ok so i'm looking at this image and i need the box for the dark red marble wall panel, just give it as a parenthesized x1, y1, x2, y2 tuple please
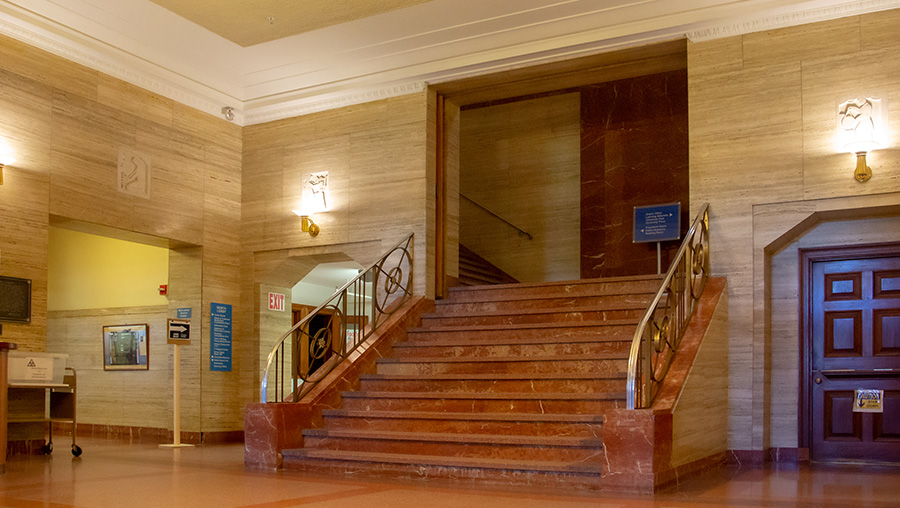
(581, 70, 689, 278)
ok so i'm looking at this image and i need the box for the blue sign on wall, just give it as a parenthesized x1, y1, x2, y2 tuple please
(177, 307, 192, 319)
(634, 202, 681, 243)
(210, 302, 232, 372)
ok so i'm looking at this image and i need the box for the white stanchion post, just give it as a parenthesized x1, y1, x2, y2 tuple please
(160, 344, 194, 448)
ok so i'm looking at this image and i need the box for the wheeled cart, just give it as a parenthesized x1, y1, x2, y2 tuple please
(7, 367, 82, 457)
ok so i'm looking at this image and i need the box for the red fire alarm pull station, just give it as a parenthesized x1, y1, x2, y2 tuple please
(159, 284, 168, 296)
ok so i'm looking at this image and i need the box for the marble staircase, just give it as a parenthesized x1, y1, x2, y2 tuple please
(281, 275, 663, 489)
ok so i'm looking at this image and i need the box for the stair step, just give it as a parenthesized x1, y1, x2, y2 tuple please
(376, 354, 627, 376)
(321, 409, 605, 436)
(393, 338, 630, 358)
(448, 275, 663, 302)
(434, 293, 655, 314)
(339, 390, 624, 413)
(407, 320, 637, 342)
(420, 305, 645, 326)
(359, 373, 625, 393)
(282, 449, 607, 489)
(300, 429, 605, 462)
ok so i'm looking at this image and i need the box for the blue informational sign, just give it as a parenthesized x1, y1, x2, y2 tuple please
(210, 303, 232, 372)
(177, 307, 192, 319)
(634, 202, 681, 243)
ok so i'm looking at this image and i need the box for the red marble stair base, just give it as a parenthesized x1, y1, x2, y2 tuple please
(269, 276, 727, 493)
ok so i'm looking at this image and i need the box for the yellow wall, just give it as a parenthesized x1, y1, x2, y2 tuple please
(47, 227, 169, 311)
(688, 10, 900, 451)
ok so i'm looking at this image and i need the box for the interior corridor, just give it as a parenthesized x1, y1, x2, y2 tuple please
(0, 439, 897, 507)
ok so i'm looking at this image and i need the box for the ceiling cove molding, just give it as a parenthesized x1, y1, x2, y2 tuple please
(686, 0, 900, 41)
(0, 9, 241, 123)
(244, 82, 428, 125)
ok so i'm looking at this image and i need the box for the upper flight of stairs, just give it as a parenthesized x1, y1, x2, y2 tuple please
(458, 245, 518, 286)
(282, 275, 662, 490)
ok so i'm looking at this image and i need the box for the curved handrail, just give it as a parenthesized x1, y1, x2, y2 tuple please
(626, 204, 710, 409)
(260, 233, 414, 403)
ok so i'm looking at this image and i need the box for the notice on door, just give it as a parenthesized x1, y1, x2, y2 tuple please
(853, 389, 883, 412)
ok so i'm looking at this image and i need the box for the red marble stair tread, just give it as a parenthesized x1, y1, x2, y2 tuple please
(340, 391, 625, 400)
(395, 336, 631, 348)
(407, 319, 639, 333)
(377, 353, 628, 364)
(302, 428, 604, 447)
(320, 409, 606, 423)
(359, 373, 626, 381)
(283, 449, 607, 475)
(422, 302, 649, 320)
(447, 274, 663, 292)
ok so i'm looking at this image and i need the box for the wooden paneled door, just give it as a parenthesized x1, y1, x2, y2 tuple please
(803, 244, 900, 464)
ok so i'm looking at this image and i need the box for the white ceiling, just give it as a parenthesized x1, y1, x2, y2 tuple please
(0, 0, 897, 125)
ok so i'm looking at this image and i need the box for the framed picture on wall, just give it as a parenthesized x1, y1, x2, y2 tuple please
(102, 324, 149, 370)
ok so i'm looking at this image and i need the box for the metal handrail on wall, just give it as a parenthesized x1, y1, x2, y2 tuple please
(626, 204, 710, 409)
(460, 193, 533, 240)
(260, 233, 414, 403)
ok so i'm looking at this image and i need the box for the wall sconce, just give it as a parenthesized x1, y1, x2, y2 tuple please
(292, 210, 320, 236)
(0, 154, 15, 185)
(291, 171, 329, 237)
(837, 96, 888, 183)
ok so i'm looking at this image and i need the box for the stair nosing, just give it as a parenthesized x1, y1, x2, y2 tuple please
(340, 391, 625, 400)
(283, 449, 607, 475)
(377, 353, 627, 364)
(394, 336, 631, 348)
(321, 409, 606, 423)
(408, 319, 638, 333)
(359, 373, 626, 381)
(301, 428, 604, 447)
(422, 304, 649, 320)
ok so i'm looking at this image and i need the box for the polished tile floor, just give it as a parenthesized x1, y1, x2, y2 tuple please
(0, 439, 898, 507)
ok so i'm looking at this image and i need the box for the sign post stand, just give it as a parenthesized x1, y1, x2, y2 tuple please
(633, 202, 682, 275)
(161, 317, 193, 449)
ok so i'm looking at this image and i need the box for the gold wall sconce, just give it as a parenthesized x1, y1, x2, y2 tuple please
(837, 96, 888, 183)
(0, 155, 15, 185)
(292, 210, 320, 236)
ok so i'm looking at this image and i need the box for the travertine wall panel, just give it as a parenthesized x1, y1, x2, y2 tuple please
(689, 8, 900, 452)
(0, 33, 243, 434)
(46, 306, 171, 428)
(459, 93, 580, 282)
(242, 92, 432, 400)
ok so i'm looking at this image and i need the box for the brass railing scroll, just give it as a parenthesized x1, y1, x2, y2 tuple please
(260, 233, 414, 403)
(626, 204, 710, 409)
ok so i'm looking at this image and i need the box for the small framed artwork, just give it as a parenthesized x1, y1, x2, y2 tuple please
(103, 324, 149, 370)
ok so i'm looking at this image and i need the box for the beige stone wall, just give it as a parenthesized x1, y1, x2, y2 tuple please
(0, 34, 243, 433)
(241, 91, 434, 397)
(689, 10, 900, 451)
(459, 93, 581, 282)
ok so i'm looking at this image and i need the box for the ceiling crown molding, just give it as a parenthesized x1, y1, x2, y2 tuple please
(686, 0, 900, 41)
(0, 5, 239, 122)
(244, 82, 427, 125)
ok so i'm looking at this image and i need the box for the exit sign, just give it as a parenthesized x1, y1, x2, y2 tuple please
(268, 292, 285, 312)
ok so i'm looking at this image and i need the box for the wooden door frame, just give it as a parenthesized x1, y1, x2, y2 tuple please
(798, 241, 900, 449)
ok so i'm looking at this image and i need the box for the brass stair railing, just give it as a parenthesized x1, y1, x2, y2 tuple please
(260, 233, 414, 403)
(626, 204, 710, 409)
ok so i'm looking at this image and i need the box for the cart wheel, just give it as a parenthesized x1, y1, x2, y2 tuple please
(72, 445, 82, 457)
(42, 442, 53, 455)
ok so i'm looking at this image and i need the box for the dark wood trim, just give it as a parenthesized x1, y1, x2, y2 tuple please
(798, 242, 900, 448)
(435, 93, 446, 299)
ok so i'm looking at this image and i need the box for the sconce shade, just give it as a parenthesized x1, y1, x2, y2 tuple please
(838, 97, 886, 153)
